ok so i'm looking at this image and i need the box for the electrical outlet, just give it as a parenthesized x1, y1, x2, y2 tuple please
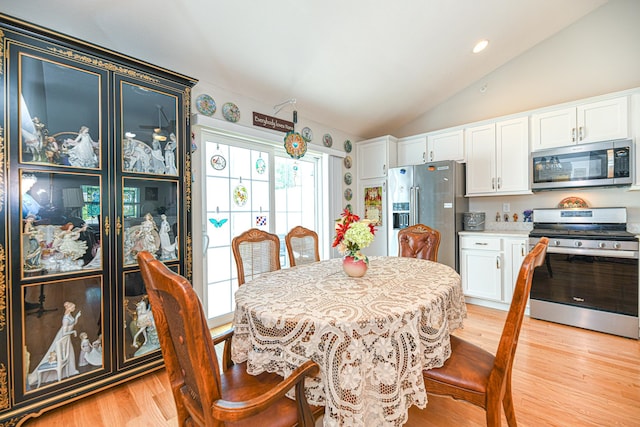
(502, 203, 510, 213)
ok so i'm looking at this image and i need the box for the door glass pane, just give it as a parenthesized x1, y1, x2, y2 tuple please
(21, 171, 102, 278)
(19, 53, 102, 169)
(121, 178, 179, 266)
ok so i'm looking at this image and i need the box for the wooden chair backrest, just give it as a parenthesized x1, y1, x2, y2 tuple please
(490, 237, 548, 395)
(397, 224, 441, 261)
(232, 228, 281, 285)
(137, 251, 222, 426)
(285, 226, 320, 267)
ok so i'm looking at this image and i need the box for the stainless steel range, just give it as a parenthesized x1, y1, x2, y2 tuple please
(528, 207, 639, 339)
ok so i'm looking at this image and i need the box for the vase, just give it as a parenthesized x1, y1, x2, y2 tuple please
(342, 256, 368, 277)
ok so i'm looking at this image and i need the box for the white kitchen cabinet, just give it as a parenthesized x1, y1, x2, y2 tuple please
(465, 117, 529, 196)
(397, 134, 427, 166)
(504, 237, 528, 304)
(356, 135, 397, 180)
(460, 233, 530, 310)
(531, 96, 628, 151)
(427, 129, 465, 162)
(460, 236, 503, 301)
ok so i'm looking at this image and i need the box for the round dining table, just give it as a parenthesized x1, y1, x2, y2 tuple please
(231, 256, 467, 427)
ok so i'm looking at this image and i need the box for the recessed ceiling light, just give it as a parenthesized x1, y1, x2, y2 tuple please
(473, 39, 489, 54)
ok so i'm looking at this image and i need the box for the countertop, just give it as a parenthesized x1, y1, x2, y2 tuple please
(459, 230, 530, 237)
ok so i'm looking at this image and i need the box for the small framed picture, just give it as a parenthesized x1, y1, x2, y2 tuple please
(145, 187, 158, 201)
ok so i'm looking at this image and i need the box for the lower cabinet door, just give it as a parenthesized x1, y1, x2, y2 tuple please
(461, 250, 503, 301)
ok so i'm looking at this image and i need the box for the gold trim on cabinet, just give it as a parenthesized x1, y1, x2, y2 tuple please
(186, 232, 192, 280)
(0, 126, 4, 213)
(0, 363, 8, 410)
(104, 216, 110, 237)
(48, 47, 160, 84)
(0, 245, 5, 331)
(116, 216, 122, 236)
(0, 30, 4, 74)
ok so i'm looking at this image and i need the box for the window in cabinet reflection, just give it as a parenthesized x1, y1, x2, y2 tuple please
(122, 179, 179, 265)
(123, 187, 140, 218)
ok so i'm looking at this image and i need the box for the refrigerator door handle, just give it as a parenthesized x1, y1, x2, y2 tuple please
(410, 186, 419, 226)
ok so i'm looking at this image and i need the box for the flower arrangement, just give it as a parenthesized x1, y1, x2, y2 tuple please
(332, 209, 376, 263)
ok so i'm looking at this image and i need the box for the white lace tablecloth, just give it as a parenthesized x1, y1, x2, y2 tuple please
(231, 256, 467, 426)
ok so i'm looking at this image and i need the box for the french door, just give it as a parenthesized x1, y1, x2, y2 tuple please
(200, 132, 319, 326)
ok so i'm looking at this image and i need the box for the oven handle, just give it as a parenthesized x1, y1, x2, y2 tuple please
(544, 246, 639, 259)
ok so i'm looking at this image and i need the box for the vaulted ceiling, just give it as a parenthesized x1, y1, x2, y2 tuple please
(2, 0, 608, 138)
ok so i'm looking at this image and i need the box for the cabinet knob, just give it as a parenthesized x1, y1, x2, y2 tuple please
(104, 216, 110, 237)
(116, 216, 122, 236)
(496, 256, 501, 269)
(578, 126, 584, 140)
(571, 127, 576, 142)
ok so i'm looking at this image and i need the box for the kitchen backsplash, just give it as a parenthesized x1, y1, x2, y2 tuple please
(468, 186, 640, 234)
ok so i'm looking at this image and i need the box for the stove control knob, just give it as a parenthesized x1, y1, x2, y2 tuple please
(598, 242, 606, 249)
(574, 241, 583, 247)
(553, 240, 561, 246)
(613, 242, 621, 249)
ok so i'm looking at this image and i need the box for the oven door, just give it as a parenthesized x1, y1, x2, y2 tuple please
(531, 248, 639, 316)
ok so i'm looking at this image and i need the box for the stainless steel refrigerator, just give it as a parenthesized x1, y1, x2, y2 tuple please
(387, 160, 467, 271)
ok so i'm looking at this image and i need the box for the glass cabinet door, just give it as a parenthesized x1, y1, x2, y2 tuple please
(120, 178, 180, 267)
(20, 171, 103, 278)
(119, 81, 180, 176)
(17, 49, 104, 169)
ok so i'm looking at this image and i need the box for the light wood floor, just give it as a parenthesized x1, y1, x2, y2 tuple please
(22, 304, 640, 426)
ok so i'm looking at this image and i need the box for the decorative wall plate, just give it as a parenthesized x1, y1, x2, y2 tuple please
(345, 204, 352, 212)
(255, 157, 266, 174)
(344, 188, 353, 201)
(344, 172, 352, 185)
(557, 196, 588, 208)
(195, 94, 216, 116)
(344, 139, 352, 153)
(284, 131, 307, 159)
(323, 133, 333, 147)
(343, 156, 352, 169)
(233, 184, 248, 206)
(210, 154, 227, 170)
(222, 102, 240, 122)
(301, 127, 313, 142)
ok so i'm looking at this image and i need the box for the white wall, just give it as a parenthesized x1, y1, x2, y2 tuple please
(391, 0, 640, 230)
(393, 0, 640, 137)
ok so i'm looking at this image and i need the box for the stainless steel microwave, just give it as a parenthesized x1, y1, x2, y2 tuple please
(531, 139, 633, 190)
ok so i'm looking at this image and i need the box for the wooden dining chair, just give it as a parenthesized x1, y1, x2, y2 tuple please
(137, 251, 322, 427)
(232, 228, 281, 286)
(421, 237, 548, 427)
(285, 226, 320, 267)
(397, 224, 441, 261)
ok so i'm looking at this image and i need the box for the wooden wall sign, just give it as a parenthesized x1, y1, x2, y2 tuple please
(253, 112, 294, 133)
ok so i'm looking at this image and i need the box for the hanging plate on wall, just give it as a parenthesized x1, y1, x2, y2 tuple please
(283, 131, 307, 159)
(195, 94, 216, 116)
(222, 102, 240, 122)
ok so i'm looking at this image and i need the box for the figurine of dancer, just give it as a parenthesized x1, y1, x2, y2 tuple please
(67, 126, 98, 168)
(164, 133, 177, 175)
(159, 214, 176, 260)
(150, 129, 166, 174)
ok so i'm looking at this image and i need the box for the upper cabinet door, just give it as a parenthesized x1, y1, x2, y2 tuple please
(496, 117, 529, 194)
(531, 96, 628, 150)
(576, 97, 628, 144)
(357, 136, 397, 180)
(530, 107, 576, 150)
(427, 129, 464, 162)
(397, 135, 427, 166)
(465, 124, 496, 194)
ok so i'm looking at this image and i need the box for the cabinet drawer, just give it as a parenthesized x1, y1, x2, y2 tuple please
(460, 236, 501, 250)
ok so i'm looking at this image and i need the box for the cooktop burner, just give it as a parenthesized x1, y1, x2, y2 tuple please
(530, 207, 636, 241)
